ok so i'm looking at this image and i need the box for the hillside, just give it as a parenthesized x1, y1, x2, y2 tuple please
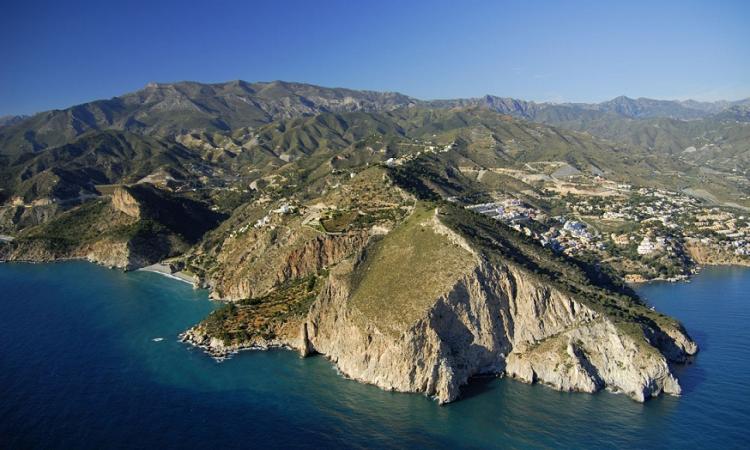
(427, 94, 749, 121)
(3, 79, 746, 158)
(0, 130, 209, 203)
(3, 80, 747, 210)
(0, 184, 223, 269)
(0, 80, 416, 156)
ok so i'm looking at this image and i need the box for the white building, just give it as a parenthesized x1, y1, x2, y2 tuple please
(637, 237, 657, 255)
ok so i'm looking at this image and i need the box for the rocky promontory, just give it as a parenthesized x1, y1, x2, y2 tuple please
(182, 199, 698, 404)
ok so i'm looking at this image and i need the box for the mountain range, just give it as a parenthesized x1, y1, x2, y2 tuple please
(2, 80, 748, 179)
(1, 80, 747, 212)
(2, 80, 748, 157)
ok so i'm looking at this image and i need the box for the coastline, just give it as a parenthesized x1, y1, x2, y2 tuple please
(0, 256, 201, 287)
(178, 329, 295, 361)
(138, 263, 198, 286)
(627, 260, 750, 287)
(0, 257, 716, 403)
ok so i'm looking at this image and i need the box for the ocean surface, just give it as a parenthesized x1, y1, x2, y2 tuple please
(1, 261, 749, 449)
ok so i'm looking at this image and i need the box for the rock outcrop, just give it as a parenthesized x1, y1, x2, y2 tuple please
(504, 320, 685, 402)
(297, 211, 698, 404)
(302, 258, 695, 403)
(111, 187, 142, 218)
(207, 224, 369, 300)
(180, 317, 306, 359)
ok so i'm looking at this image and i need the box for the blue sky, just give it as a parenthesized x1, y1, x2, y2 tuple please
(1, 0, 748, 115)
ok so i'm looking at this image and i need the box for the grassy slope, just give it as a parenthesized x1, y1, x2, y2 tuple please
(349, 203, 476, 336)
(26, 200, 129, 247)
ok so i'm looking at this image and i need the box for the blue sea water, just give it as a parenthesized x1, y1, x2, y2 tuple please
(0, 261, 749, 449)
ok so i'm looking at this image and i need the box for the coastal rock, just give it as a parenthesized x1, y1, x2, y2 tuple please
(180, 314, 306, 358)
(505, 320, 682, 401)
(299, 213, 697, 403)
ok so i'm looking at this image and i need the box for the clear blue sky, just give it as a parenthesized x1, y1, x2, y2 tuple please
(1, 0, 748, 115)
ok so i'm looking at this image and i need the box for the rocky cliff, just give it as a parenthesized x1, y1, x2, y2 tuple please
(301, 219, 697, 403)
(185, 203, 697, 404)
(206, 222, 370, 300)
(112, 187, 142, 218)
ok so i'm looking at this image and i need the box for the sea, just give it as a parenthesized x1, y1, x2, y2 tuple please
(1, 261, 748, 449)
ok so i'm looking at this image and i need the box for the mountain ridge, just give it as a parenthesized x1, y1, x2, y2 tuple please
(3, 79, 748, 158)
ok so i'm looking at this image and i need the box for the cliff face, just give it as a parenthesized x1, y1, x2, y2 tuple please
(303, 258, 695, 403)
(182, 203, 697, 403)
(111, 187, 142, 218)
(504, 319, 687, 402)
(296, 210, 697, 404)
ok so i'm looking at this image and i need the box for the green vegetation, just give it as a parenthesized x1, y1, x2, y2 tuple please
(349, 203, 476, 336)
(321, 210, 359, 233)
(201, 274, 323, 345)
(17, 200, 135, 252)
(2, 130, 203, 202)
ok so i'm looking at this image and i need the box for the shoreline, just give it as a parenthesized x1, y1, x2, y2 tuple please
(137, 263, 197, 286)
(627, 261, 750, 286)
(178, 325, 298, 361)
(179, 332, 295, 362)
